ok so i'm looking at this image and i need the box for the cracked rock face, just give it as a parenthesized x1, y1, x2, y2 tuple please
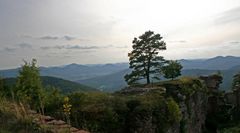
(200, 75, 222, 91)
(129, 76, 222, 133)
(179, 92, 208, 133)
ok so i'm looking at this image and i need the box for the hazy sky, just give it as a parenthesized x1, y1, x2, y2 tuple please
(0, 0, 240, 69)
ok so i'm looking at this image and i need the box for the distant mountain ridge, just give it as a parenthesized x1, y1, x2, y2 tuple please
(180, 56, 240, 70)
(1, 56, 240, 79)
(0, 63, 129, 81)
(1, 56, 240, 92)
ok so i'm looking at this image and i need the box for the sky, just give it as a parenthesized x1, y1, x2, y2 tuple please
(0, 0, 240, 69)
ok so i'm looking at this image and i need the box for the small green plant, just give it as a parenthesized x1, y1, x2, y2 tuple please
(63, 96, 72, 125)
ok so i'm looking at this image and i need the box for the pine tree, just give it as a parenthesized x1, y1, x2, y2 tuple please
(125, 31, 166, 84)
(16, 59, 45, 114)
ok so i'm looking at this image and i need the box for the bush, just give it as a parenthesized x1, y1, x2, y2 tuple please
(166, 97, 182, 123)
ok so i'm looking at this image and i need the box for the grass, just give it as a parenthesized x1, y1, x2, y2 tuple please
(0, 98, 44, 133)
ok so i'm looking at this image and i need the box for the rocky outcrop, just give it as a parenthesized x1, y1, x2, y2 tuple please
(29, 110, 89, 133)
(118, 86, 165, 95)
(200, 75, 222, 92)
(177, 91, 208, 133)
(119, 77, 210, 133)
(119, 75, 223, 133)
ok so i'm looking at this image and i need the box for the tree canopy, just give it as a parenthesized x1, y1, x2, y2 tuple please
(162, 60, 182, 80)
(125, 30, 166, 84)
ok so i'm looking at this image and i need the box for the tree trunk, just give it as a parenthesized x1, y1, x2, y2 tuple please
(146, 58, 151, 84)
(147, 73, 150, 84)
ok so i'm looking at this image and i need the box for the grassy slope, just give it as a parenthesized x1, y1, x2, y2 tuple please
(0, 99, 42, 133)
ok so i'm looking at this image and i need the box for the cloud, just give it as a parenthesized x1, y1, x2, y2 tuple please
(66, 45, 100, 49)
(168, 40, 187, 43)
(40, 44, 130, 50)
(3, 47, 16, 52)
(39, 36, 59, 40)
(21, 35, 34, 38)
(40, 45, 64, 50)
(18, 43, 32, 49)
(40, 44, 111, 50)
(23, 35, 86, 41)
(1, 42, 32, 52)
(215, 6, 240, 25)
(63, 36, 75, 41)
(39, 46, 50, 50)
(115, 45, 128, 48)
(229, 41, 240, 44)
(38, 35, 79, 41)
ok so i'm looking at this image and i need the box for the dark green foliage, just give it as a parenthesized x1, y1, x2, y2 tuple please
(166, 97, 182, 123)
(15, 59, 45, 113)
(0, 77, 3, 93)
(126, 99, 141, 111)
(2, 76, 209, 133)
(205, 104, 234, 133)
(162, 60, 183, 80)
(232, 72, 240, 89)
(0, 77, 6, 97)
(0, 77, 14, 98)
(43, 86, 64, 117)
(4, 76, 97, 94)
(51, 89, 183, 133)
(180, 119, 187, 133)
(67, 92, 122, 132)
(41, 76, 97, 93)
(219, 123, 240, 133)
(125, 31, 166, 85)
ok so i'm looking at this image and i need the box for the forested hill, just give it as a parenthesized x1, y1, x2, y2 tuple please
(4, 76, 98, 94)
